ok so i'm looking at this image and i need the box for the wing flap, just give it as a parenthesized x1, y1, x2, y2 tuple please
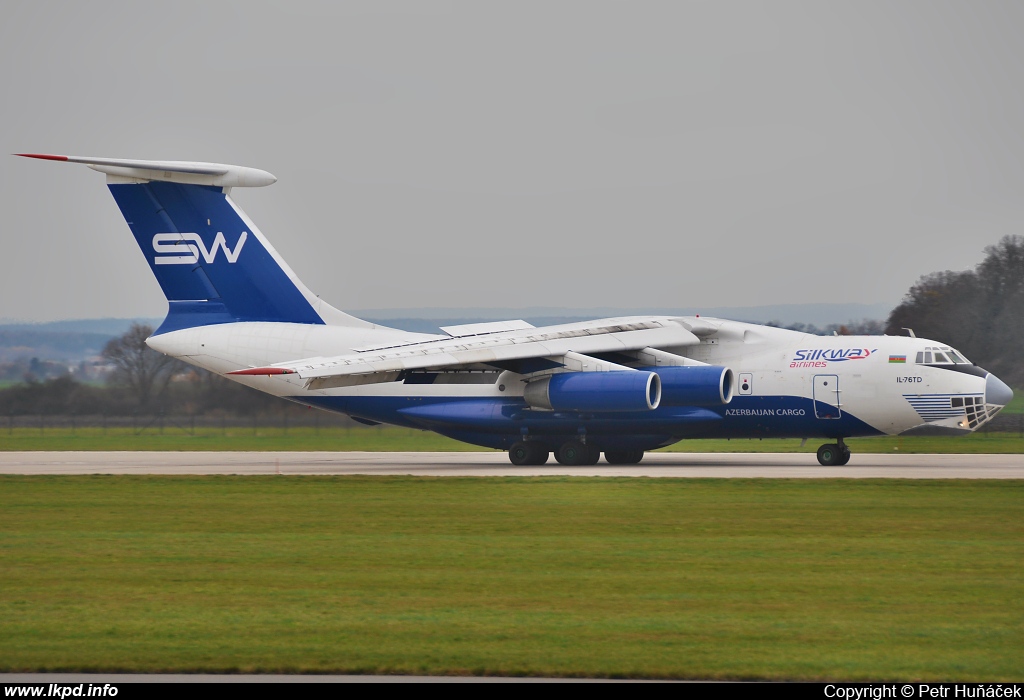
(440, 319, 535, 337)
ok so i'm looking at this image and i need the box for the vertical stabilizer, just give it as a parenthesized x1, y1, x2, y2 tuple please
(17, 154, 374, 334)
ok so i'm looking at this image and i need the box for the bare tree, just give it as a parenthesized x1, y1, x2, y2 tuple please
(885, 235, 1024, 387)
(102, 323, 182, 409)
(832, 319, 885, 336)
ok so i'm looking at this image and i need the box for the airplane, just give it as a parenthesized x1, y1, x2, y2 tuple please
(17, 154, 1015, 467)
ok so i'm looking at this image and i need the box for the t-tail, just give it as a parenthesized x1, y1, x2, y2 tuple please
(15, 154, 373, 334)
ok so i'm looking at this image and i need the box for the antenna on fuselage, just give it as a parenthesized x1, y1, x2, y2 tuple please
(902, 328, 916, 338)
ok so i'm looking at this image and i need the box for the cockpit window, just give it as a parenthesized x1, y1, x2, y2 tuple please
(915, 346, 971, 365)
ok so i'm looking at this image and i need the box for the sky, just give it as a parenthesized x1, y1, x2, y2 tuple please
(2, 1, 1023, 322)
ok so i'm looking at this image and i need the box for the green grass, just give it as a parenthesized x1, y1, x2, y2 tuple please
(1, 425, 1023, 453)
(0, 476, 1020, 680)
(1000, 391, 1024, 415)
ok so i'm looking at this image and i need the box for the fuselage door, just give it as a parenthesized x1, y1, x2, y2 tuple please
(813, 374, 841, 419)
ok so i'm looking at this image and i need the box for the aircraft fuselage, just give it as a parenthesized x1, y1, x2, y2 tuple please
(148, 317, 1010, 453)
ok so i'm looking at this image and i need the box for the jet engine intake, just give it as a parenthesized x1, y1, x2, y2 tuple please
(524, 371, 661, 412)
(654, 365, 734, 406)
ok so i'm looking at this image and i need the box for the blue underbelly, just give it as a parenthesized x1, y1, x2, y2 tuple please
(292, 394, 881, 449)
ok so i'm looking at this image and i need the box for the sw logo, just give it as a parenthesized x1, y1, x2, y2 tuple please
(152, 232, 248, 265)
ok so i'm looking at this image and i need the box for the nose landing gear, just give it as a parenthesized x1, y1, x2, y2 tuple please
(816, 438, 851, 466)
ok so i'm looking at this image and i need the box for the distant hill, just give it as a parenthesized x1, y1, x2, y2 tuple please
(0, 319, 160, 362)
(0, 319, 162, 336)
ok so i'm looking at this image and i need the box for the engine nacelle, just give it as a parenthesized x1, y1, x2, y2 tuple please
(524, 371, 661, 412)
(653, 365, 734, 406)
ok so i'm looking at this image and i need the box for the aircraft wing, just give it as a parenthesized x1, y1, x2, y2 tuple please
(230, 317, 700, 381)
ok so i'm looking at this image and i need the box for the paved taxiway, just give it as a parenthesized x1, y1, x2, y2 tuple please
(0, 451, 1020, 478)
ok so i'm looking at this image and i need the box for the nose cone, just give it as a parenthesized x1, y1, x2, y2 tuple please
(986, 372, 1014, 407)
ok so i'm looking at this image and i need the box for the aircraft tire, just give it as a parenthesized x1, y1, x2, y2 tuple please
(604, 450, 644, 465)
(837, 448, 852, 466)
(556, 441, 600, 466)
(509, 442, 549, 466)
(816, 443, 844, 466)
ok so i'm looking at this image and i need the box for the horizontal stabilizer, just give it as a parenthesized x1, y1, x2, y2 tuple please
(15, 153, 277, 188)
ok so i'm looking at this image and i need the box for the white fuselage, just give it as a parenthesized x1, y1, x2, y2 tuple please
(148, 316, 1004, 440)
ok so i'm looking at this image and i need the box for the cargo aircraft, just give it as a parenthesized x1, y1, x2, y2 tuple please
(18, 154, 1014, 466)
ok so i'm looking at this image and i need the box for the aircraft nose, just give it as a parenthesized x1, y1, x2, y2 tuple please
(986, 372, 1014, 406)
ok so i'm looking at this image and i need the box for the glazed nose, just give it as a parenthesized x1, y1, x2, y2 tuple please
(986, 372, 1014, 406)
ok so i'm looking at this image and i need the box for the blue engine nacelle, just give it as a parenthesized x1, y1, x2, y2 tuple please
(654, 365, 734, 406)
(523, 371, 661, 412)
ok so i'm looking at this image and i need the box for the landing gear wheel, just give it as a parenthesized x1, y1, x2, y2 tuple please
(508, 442, 549, 466)
(556, 441, 600, 466)
(836, 447, 851, 466)
(604, 450, 644, 465)
(816, 443, 845, 466)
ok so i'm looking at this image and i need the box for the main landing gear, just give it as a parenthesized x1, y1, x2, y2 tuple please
(816, 438, 851, 466)
(508, 441, 550, 466)
(555, 441, 600, 466)
(604, 450, 644, 465)
(507, 441, 647, 466)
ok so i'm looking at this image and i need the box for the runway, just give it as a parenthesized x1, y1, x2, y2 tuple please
(0, 451, 1021, 478)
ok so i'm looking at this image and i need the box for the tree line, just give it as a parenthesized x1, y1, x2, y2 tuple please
(886, 235, 1024, 387)
(0, 324, 288, 417)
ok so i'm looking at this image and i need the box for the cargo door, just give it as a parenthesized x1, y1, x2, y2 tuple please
(813, 374, 841, 419)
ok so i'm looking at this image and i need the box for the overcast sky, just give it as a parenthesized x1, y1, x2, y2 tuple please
(2, 1, 1023, 322)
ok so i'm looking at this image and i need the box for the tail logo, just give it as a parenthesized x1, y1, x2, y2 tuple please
(152, 232, 248, 265)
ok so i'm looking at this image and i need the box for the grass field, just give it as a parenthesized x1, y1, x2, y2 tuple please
(999, 391, 1024, 414)
(1, 424, 1023, 453)
(1, 476, 1021, 679)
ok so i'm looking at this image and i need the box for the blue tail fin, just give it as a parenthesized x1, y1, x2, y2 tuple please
(16, 154, 370, 334)
(107, 181, 362, 334)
